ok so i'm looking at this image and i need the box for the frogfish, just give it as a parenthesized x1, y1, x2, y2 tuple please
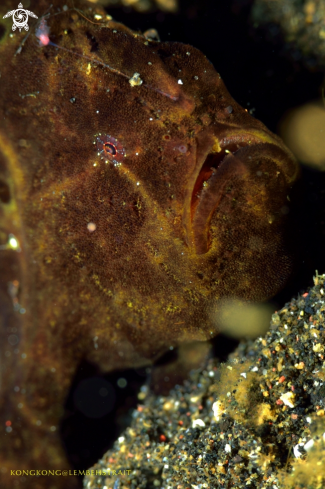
(0, 0, 299, 487)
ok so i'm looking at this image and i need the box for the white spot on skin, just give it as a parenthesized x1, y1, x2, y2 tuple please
(129, 73, 143, 87)
(87, 222, 96, 232)
(175, 144, 187, 154)
(178, 79, 183, 85)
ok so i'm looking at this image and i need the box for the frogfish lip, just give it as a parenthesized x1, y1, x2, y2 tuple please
(183, 129, 298, 255)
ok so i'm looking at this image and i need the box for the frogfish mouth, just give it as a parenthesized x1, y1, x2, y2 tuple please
(184, 125, 298, 257)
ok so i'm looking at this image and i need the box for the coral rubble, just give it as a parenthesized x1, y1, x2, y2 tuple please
(85, 273, 325, 488)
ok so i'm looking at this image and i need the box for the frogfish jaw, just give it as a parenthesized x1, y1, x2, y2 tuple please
(183, 127, 300, 302)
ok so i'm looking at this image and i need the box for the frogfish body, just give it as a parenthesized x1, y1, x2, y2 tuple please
(0, 0, 299, 487)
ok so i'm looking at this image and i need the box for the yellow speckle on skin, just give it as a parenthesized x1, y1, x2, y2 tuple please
(8, 235, 19, 250)
(0, 234, 21, 252)
(86, 63, 91, 75)
(212, 139, 221, 153)
(268, 215, 274, 224)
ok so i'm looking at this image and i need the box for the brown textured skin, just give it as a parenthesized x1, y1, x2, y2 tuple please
(0, 1, 299, 487)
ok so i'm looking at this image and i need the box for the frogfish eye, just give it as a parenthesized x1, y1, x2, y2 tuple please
(104, 142, 117, 156)
(95, 134, 125, 163)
